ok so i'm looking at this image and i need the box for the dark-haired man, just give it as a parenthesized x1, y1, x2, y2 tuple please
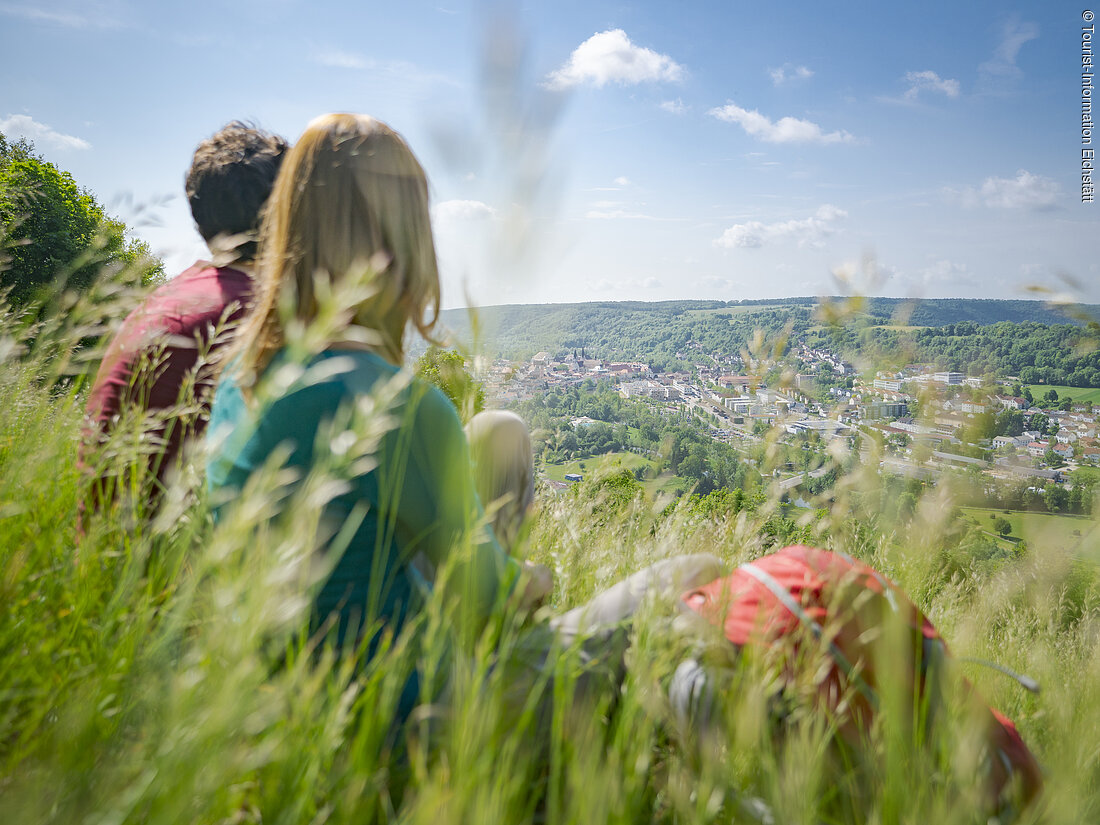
(82, 122, 288, 519)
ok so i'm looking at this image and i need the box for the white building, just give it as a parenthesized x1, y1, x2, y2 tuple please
(933, 372, 965, 385)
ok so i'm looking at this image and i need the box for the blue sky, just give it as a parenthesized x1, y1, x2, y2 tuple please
(1, 1, 1096, 308)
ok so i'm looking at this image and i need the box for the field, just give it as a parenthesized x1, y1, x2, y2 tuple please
(1022, 384, 1100, 405)
(959, 506, 1100, 560)
(540, 450, 687, 498)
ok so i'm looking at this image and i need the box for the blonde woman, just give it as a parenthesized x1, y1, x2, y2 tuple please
(206, 115, 533, 717)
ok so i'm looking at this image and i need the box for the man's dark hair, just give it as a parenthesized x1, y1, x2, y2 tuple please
(185, 122, 288, 262)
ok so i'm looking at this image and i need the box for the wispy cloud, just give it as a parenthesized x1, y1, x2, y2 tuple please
(0, 2, 126, 29)
(708, 103, 853, 144)
(698, 275, 734, 291)
(545, 29, 684, 91)
(314, 49, 369, 70)
(432, 199, 496, 221)
(769, 64, 813, 86)
(0, 114, 90, 151)
(903, 70, 960, 100)
(311, 50, 459, 88)
(979, 17, 1039, 82)
(659, 98, 688, 115)
(584, 177, 630, 192)
(714, 204, 847, 249)
(947, 170, 1060, 209)
(586, 209, 660, 220)
(593, 276, 663, 291)
(915, 259, 977, 290)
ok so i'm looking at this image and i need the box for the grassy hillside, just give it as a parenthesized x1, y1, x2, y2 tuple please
(3, 282, 1100, 824)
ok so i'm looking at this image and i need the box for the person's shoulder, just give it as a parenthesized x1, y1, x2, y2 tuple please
(165, 262, 254, 311)
(325, 350, 460, 426)
(404, 376, 465, 440)
(411, 376, 460, 418)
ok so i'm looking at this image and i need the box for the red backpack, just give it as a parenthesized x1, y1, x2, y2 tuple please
(680, 545, 1042, 810)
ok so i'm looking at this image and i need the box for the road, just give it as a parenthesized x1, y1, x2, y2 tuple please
(777, 465, 832, 491)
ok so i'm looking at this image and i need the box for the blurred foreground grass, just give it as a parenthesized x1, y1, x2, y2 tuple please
(2, 277, 1100, 825)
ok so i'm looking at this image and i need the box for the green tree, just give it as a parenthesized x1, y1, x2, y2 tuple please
(995, 409, 1025, 437)
(0, 134, 162, 306)
(992, 517, 1012, 537)
(896, 491, 918, 521)
(415, 347, 486, 423)
(1044, 484, 1070, 513)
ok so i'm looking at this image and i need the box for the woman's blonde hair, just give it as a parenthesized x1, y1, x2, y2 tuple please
(236, 113, 440, 386)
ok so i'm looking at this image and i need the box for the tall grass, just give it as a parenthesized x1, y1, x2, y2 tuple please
(1, 268, 1099, 824)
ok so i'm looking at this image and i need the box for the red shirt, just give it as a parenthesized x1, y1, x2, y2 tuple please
(83, 263, 253, 503)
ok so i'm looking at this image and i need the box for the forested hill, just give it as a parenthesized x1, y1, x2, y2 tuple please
(856, 297, 1100, 327)
(437, 297, 1100, 362)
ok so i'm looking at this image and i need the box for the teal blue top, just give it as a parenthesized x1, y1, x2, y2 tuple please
(207, 348, 517, 653)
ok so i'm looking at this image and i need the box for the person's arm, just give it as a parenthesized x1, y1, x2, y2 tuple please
(394, 382, 523, 627)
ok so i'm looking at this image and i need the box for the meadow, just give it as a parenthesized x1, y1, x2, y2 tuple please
(1020, 385, 1100, 406)
(3, 276, 1100, 825)
(958, 507, 1100, 561)
(540, 450, 686, 498)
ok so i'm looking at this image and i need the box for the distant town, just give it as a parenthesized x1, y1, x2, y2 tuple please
(480, 335, 1098, 493)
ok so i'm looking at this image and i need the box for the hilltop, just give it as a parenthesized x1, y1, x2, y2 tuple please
(437, 297, 1100, 361)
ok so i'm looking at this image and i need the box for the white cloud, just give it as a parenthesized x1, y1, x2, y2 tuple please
(918, 259, 973, 288)
(708, 103, 853, 144)
(903, 70, 960, 100)
(769, 64, 813, 86)
(545, 29, 684, 91)
(642, 277, 662, 289)
(613, 176, 631, 186)
(432, 199, 496, 221)
(0, 114, 90, 151)
(699, 276, 734, 291)
(0, 2, 125, 29)
(314, 49, 369, 70)
(950, 170, 1060, 209)
(659, 98, 688, 115)
(714, 204, 847, 249)
(980, 170, 1059, 208)
(310, 51, 459, 89)
(585, 209, 659, 220)
(979, 17, 1039, 80)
